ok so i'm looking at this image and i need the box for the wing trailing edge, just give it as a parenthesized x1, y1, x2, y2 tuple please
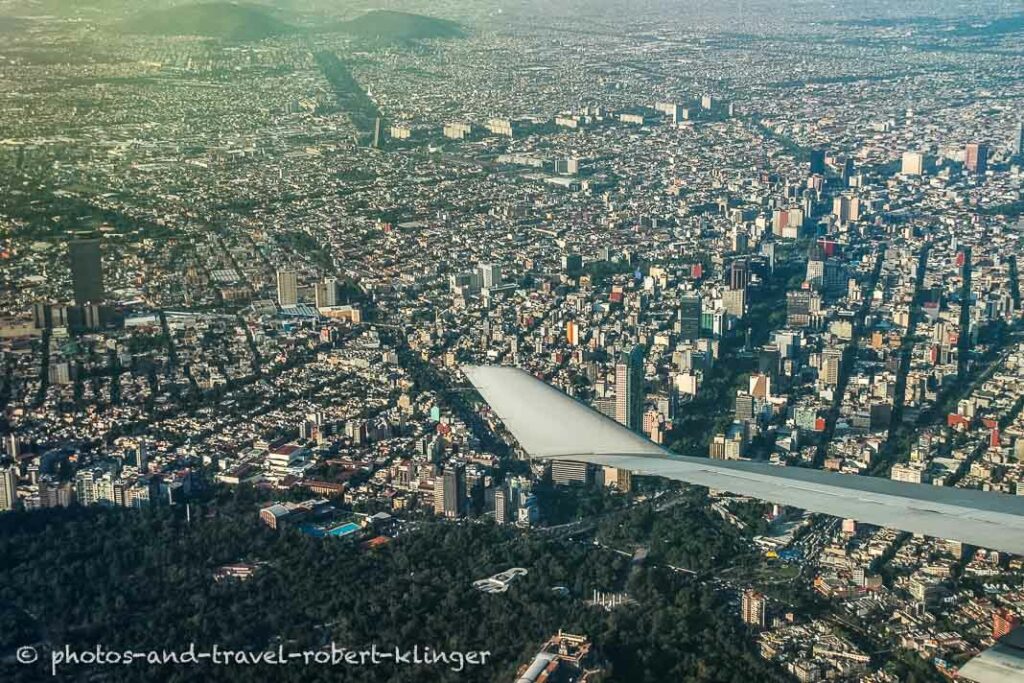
(464, 365, 1024, 556)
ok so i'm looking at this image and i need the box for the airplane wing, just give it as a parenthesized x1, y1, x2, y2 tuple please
(463, 365, 1024, 556)
(957, 626, 1024, 683)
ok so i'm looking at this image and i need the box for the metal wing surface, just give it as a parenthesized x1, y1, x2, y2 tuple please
(464, 365, 1024, 556)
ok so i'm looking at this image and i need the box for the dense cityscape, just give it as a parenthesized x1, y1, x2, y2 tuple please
(2, 0, 1024, 681)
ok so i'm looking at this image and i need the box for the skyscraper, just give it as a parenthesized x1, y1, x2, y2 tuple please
(729, 259, 750, 291)
(615, 344, 645, 432)
(69, 238, 104, 305)
(435, 464, 465, 518)
(965, 143, 989, 175)
(809, 148, 826, 176)
(901, 151, 924, 176)
(1014, 120, 1024, 157)
(314, 278, 338, 308)
(276, 269, 298, 307)
(957, 247, 972, 379)
(679, 294, 701, 341)
(741, 589, 767, 628)
(566, 321, 580, 346)
(477, 263, 502, 289)
(0, 465, 18, 511)
(822, 347, 844, 387)
(494, 486, 509, 524)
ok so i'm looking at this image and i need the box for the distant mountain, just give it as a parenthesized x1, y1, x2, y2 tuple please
(121, 2, 293, 41)
(334, 10, 463, 41)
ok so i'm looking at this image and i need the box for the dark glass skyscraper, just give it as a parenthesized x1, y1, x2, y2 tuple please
(69, 238, 104, 305)
(679, 294, 701, 342)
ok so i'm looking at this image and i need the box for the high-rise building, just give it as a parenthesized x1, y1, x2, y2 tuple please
(1014, 120, 1024, 157)
(551, 460, 591, 486)
(372, 117, 382, 148)
(69, 238, 104, 305)
(314, 278, 338, 308)
(822, 348, 844, 387)
(561, 253, 583, 274)
(729, 259, 750, 291)
(6, 434, 21, 459)
(679, 294, 702, 341)
(958, 246, 972, 378)
(435, 464, 465, 518)
(786, 290, 813, 327)
(723, 289, 746, 319)
(566, 321, 580, 346)
(735, 393, 755, 421)
(38, 479, 73, 509)
(809, 148, 826, 176)
(615, 345, 645, 431)
(0, 464, 18, 511)
(965, 143, 989, 175)
(741, 589, 767, 628)
(602, 466, 633, 492)
(478, 263, 502, 289)
(276, 269, 298, 307)
(832, 195, 861, 223)
(494, 486, 509, 524)
(901, 151, 925, 176)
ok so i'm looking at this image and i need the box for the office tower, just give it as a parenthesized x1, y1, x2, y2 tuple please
(615, 345, 645, 431)
(759, 345, 781, 379)
(566, 321, 580, 346)
(551, 460, 591, 486)
(1015, 120, 1024, 157)
(602, 466, 633, 492)
(315, 278, 338, 308)
(786, 290, 813, 327)
(1008, 255, 1021, 310)
(731, 229, 748, 253)
(679, 294, 701, 341)
(561, 253, 583, 274)
(729, 259, 750, 291)
(5, 434, 20, 459)
(372, 117, 382, 148)
(39, 479, 73, 509)
(822, 348, 844, 387)
(723, 289, 746, 319)
(901, 151, 925, 176)
(735, 393, 755, 421)
(494, 486, 509, 524)
(809, 148, 826, 176)
(965, 143, 989, 175)
(276, 269, 298, 307)
(957, 247, 972, 378)
(443, 122, 472, 140)
(555, 158, 579, 175)
(741, 589, 767, 628)
(69, 238, 104, 305)
(126, 441, 148, 471)
(832, 194, 861, 223)
(0, 465, 17, 511)
(841, 157, 855, 184)
(435, 464, 465, 518)
(478, 263, 502, 289)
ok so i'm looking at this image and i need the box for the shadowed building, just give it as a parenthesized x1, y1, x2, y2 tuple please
(69, 238, 104, 305)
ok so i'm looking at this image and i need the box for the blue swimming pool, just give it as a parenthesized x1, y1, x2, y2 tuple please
(328, 522, 360, 537)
